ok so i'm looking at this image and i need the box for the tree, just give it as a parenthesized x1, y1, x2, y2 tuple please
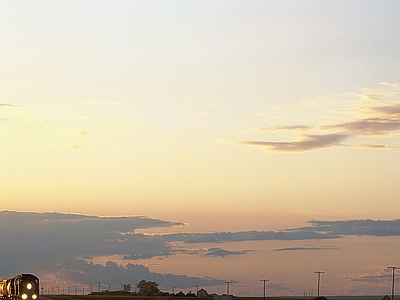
(137, 280, 160, 296)
(122, 284, 131, 292)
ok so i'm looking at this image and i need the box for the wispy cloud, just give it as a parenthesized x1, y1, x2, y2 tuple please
(235, 83, 400, 152)
(272, 246, 339, 252)
(251, 125, 310, 132)
(0, 103, 19, 107)
(237, 133, 349, 152)
(380, 82, 400, 90)
(1, 109, 94, 150)
(357, 143, 396, 149)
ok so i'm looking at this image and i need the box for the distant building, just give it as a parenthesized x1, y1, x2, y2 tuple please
(197, 289, 209, 297)
(383, 295, 391, 300)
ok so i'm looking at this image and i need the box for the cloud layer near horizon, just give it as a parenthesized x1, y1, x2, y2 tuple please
(2, 211, 400, 290)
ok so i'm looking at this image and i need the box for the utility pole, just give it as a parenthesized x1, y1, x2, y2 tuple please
(194, 285, 200, 298)
(314, 271, 324, 298)
(225, 281, 233, 295)
(388, 266, 400, 300)
(260, 279, 269, 300)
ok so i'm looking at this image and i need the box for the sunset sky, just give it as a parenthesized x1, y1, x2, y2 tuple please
(1, 1, 400, 297)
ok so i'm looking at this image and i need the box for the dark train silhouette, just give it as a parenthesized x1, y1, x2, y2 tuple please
(0, 274, 39, 300)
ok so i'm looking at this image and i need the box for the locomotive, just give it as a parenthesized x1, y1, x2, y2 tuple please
(0, 274, 39, 300)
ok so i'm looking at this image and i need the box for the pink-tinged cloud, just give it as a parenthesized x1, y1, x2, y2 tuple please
(237, 133, 349, 152)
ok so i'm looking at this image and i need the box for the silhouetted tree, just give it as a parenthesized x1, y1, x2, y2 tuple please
(137, 280, 160, 296)
(122, 284, 131, 292)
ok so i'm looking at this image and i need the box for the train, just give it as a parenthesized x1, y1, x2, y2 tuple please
(0, 274, 39, 300)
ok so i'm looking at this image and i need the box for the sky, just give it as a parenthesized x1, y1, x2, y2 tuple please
(1, 0, 400, 297)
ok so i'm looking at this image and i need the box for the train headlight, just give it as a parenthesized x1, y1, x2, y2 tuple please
(27, 283, 32, 290)
(32, 294, 37, 299)
(22, 294, 28, 299)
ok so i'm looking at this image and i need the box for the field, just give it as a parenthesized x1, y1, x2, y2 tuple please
(39, 295, 386, 300)
(40, 295, 300, 300)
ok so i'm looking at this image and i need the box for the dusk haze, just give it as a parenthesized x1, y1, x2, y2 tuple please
(1, 1, 400, 298)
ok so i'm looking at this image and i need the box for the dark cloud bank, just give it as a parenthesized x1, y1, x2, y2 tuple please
(1, 211, 400, 289)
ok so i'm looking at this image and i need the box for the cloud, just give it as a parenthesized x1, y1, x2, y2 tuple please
(3, 211, 400, 290)
(0, 211, 218, 289)
(369, 103, 400, 116)
(304, 219, 400, 236)
(380, 82, 400, 90)
(357, 143, 396, 149)
(251, 125, 310, 132)
(50, 259, 224, 291)
(0, 103, 18, 107)
(235, 83, 400, 152)
(272, 246, 339, 252)
(162, 229, 340, 244)
(237, 133, 349, 152)
(344, 267, 392, 283)
(1, 106, 94, 150)
(267, 282, 291, 292)
(322, 117, 400, 135)
(205, 248, 250, 257)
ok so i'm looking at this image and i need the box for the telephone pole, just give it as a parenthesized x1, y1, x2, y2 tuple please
(260, 279, 269, 300)
(388, 266, 400, 300)
(225, 281, 233, 295)
(314, 271, 324, 298)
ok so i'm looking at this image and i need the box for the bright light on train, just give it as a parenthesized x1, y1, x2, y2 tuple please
(22, 294, 28, 299)
(27, 283, 32, 290)
(32, 294, 38, 299)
